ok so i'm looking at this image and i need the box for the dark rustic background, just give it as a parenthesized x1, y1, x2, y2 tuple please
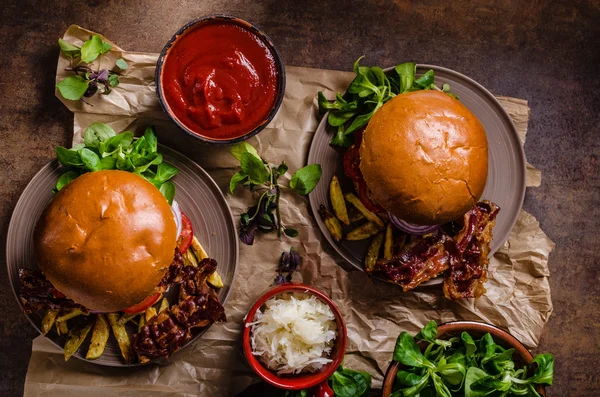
(0, 1, 598, 396)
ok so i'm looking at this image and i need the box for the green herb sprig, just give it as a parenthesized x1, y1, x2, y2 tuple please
(54, 122, 178, 204)
(229, 142, 322, 245)
(57, 36, 128, 102)
(318, 57, 455, 147)
(391, 321, 554, 397)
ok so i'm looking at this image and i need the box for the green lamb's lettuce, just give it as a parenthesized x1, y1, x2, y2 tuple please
(54, 123, 178, 204)
(318, 57, 458, 147)
(390, 321, 554, 397)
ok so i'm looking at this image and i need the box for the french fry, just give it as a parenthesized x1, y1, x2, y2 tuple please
(191, 235, 208, 260)
(395, 233, 408, 254)
(145, 306, 157, 323)
(182, 249, 199, 267)
(64, 321, 93, 361)
(107, 313, 134, 364)
(41, 309, 59, 335)
(319, 205, 343, 242)
(346, 222, 380, 240)
(330, 176, 350, 225)
(118, 313, 139, 325)
(345, 193, 384, 229)
(383, 223, 394, 259)
(348, 206, 365, 223)
(138, 315, 146, 333)
(158, 297, 169, 313)
(365, 232, 385, 271)
(56, 307, 86, 323)
(56, 318, 69, 336)
(207, 271, 224, 288)
(86, 314, 109, 360)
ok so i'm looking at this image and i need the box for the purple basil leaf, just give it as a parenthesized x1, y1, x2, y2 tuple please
(289, 247, 301, 270)
(96, 69, 109, 82)
(239, 227, 255, 245)
(273, 274, 286, 285)
(83, 81, 98, 97)
(279, 252, 291, 272)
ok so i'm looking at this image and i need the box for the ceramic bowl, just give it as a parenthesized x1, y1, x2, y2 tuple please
(242, 283, 347, 390)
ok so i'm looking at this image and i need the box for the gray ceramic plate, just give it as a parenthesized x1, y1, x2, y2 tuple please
(6, 145, 239, 366)
(308, 65, 526, 284)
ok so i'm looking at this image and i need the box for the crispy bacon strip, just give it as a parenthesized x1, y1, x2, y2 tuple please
(133, 258, 226, 363)
(370, 231, 458, 291)
(18, 269, 82, 314)
(443, 200, 499, 299)
(369, 200, 500, 300)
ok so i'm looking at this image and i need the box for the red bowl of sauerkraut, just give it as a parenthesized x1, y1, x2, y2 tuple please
(242, 283, 347, 390)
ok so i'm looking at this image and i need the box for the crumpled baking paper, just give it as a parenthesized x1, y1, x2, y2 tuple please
(23, 25, 553, 396)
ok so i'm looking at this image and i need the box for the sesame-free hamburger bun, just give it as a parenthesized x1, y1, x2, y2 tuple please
(34, 170, 177, 312)
(359, 90, 488, 225)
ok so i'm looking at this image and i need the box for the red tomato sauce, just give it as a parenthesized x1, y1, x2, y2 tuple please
(161, 21, 279, 140)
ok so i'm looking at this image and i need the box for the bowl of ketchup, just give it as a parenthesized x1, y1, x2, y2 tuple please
(156, 15, 285, 144)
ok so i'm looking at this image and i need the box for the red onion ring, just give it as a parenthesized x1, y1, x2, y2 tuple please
(387, 212, 440, 235)
(171, 200, 182, 238)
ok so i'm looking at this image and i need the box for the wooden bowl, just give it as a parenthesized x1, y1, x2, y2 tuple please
(382, 321, 545, 396)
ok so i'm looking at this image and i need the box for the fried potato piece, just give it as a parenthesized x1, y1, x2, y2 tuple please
(41, 309, 59, 335)
(107, 313, 134, 364)
(138, 315, 146, 333)
(319, 205, 343, 242)
(207, 271, 224, 288)
(158, 297, 169, 313)
(118, 313, 139, 325)
(330, 176, 350, 225)
(191, 236, 209, 260)
(56, 308, 86, 323)
(395, 233, 408, 255)
(182, 249, 199, 267)
(345, 193, 384, 228)
(145, 306, 158, 323)
(384, 223, 394, 260)
(346, 222, 380, 240)
(365, 232, 385, 272)
(348, 206, 365, 223)
(86, 314, 109, 360)
(64, 321, 93, 361)
(56, 318, 69, 336)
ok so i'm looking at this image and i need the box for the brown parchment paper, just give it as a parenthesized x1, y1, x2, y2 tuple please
(23, 25, 553, 396)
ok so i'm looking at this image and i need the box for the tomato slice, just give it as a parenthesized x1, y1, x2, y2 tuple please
(357, 179, 385, 213)
(178, 212, 194, 254)
(51, 289, 66, 299)
(121, 292, 161, 314)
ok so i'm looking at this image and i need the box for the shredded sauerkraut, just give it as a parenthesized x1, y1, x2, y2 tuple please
(248, 292, 337, 375)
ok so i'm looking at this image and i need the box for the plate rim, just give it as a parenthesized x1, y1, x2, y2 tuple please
(6, 144, 239, 367)
(307, 63, 526, 279)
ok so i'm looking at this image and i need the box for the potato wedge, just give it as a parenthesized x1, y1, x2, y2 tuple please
(191, 235, 208, 260)
(345, 193, 384, 228)
(319, 205, 343, 242)
(138, 315, 146, 333)
(395, 233, 408, 255)
(107, 313, 134, 364)
(207, 271, 224, 288)
(56, 318, 69, 336)
(330, 176, 350, 225)
(41, 309, 59, 335)
(64, 321, 93, 361)
(158, 297, 169, 313)
(348, 206, 365, 223)
(346, 222, 380, 240)
(182, 249, 199, 267)
(56, 308, 86, 323)
(365, 232, 385, 272)
(118, 313, 139, 325)
(145, 306, 157, 323)
(383, 223, 394, 260)
(86, 314, 110, 360)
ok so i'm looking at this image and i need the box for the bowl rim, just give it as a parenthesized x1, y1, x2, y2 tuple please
(242, 283, 347, 390)
(155, 14, 286, 145)
(381, 321, 545, 397)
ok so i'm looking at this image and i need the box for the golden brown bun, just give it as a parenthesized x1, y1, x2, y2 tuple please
(35, 170, 177, 312)
(359, 90, 488, 225)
